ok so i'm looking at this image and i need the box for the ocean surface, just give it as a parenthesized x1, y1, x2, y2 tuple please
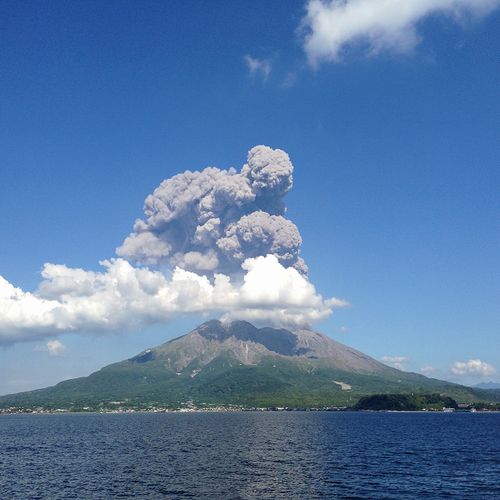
(1, 412, 499, 499)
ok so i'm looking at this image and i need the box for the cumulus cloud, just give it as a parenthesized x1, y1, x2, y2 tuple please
(381, 355, 409, 370)
(451, 359, 496, 377)
(117, 145, 307, 274)
(0, 146, 349, 345)
(244, 55, 271, 80)
(34, 339, 66, 357)
(0, 255, 345, 344)
(302, 0, 500, 66)
(420, 365, 436, 375)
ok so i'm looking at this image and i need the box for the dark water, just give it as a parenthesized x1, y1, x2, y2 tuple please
(1, 412, 499, 499)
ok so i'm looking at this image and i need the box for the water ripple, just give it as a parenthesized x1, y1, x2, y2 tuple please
(0, 412, 499, 499)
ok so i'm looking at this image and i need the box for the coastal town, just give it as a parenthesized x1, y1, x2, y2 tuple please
(1, 401, 498, 415)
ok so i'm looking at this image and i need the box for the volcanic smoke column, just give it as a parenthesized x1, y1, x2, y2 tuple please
(117, 146, 308, 275)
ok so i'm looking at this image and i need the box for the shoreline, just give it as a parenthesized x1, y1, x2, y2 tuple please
(2, 408, 497, 415)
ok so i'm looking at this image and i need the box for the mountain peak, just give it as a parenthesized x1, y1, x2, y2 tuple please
(194, 320, 299, 356)
(196, 320, 256, 340)
(2, 318, 492, 410)
(146, 319, 391, 376)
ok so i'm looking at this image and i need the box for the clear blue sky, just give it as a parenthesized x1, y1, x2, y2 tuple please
(1, 0, 499, 393)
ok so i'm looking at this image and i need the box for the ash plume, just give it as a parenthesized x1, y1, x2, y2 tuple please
(0, 146, 348, 344)
(116, 145, 308, 274)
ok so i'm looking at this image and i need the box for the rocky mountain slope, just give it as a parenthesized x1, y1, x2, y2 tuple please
(1, 320, 496, 409)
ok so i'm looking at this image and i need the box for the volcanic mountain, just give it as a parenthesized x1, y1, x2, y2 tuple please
(0, 320, 494, 409)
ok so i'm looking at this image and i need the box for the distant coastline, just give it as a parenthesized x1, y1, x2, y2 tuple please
(0, 394, 500, 415)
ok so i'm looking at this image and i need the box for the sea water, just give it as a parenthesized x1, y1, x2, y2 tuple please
(1, 412, 499, 499)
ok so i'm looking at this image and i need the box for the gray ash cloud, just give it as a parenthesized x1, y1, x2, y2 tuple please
(117, 145, 307, 274)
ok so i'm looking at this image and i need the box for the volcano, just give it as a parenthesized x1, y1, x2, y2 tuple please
(0, 320, 493, 409)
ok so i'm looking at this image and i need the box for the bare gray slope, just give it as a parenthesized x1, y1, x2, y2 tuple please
(134, 320, 392, 374)
(293, 328, 390, 373)
(2, 319, 497, 408)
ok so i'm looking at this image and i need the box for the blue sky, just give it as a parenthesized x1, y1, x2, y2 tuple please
(1, 0, 499, 394)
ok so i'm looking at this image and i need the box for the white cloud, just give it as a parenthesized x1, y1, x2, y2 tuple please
(381, 355, 409, 370)
(47, 339, 66, 356)
(451, 359, 496, 377)
(34, 339, 66, 357)
(244, 55, 272, 80)
(420, 365, 436, 375)
(1, 146, 351, 346)
(0, 255, 346, 344)
(302, 0, 500, 66)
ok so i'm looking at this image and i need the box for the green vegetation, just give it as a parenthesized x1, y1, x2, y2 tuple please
(354, 393, 458, 411)
(1, 354, 498, 411)
(1, 320, 499, 412)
